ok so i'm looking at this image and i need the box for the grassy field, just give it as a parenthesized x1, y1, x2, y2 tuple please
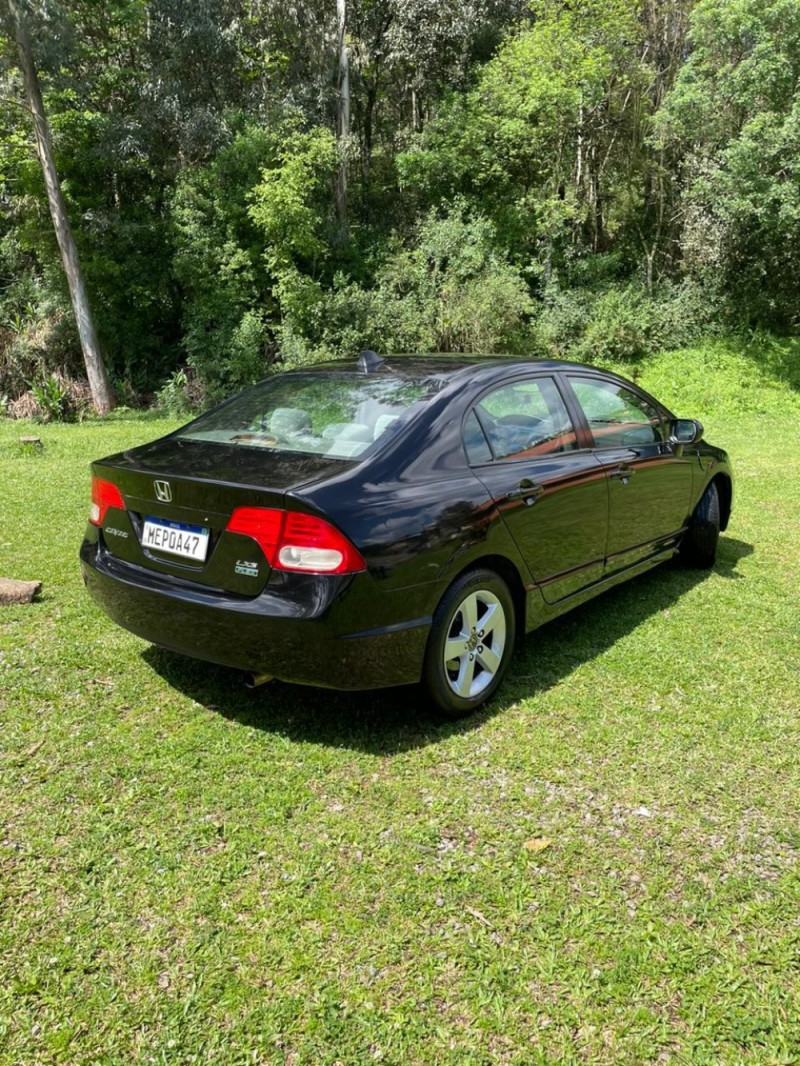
(1, 341, 799, 1065)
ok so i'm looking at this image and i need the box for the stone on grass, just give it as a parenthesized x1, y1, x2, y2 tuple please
(0, 578, 42, 605)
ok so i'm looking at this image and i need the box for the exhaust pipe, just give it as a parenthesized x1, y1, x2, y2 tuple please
(245, 672, 274, 689)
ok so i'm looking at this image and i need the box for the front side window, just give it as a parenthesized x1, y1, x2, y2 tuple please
(568, 377, 664, 448)
(468, 377, 578, 462)
(176, 373, 445, 459)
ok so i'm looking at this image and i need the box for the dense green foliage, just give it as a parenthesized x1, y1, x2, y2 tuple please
(1, 0, 799, 408)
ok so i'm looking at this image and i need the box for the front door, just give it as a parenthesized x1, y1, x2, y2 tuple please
(563, 375, 694, 573)
(466, 376, 608, 605)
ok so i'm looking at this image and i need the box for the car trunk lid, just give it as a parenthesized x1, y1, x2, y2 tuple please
(90, 438, 352, 595)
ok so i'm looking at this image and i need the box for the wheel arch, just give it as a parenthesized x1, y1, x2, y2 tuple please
(712, 473, 732, 532)
(446, 553, 527, 645)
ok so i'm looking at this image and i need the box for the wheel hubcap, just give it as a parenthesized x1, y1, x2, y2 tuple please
(443, 589, 506, 699)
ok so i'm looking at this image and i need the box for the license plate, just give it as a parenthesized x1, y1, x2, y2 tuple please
(141, 516, 209, 562)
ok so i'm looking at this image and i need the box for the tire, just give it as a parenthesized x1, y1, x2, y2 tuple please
(680, 480, 720, 569)
(423, 568, 516, 718)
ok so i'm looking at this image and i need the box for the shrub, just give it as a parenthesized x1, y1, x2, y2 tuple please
(156, 368, 207, 416)
(31, 374, 69, 422)
(531, 285, 595, 358)
(9, 371, 93, 423)
(574, 286, 654, 363)
(0, 282, 81, 401)
(531, 277, 726, 364)
(314, 206, 534, 358)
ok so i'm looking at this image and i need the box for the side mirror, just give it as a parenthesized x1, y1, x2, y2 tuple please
(669, 418, 704, 455)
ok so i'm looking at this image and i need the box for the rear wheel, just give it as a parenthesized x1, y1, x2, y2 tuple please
(423, 568, 516, 718)
(680, 480, 720, 568)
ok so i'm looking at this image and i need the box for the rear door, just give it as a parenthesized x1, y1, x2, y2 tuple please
(466, 375, 608, 605)
(562, 374, 694, 573)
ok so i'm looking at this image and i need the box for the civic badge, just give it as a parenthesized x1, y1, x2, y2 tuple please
(154, 480, 172, 503)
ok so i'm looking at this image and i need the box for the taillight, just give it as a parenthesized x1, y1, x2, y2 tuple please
(277, 511, 366, 573)
(226, 507, 284, 561)
(226, 507, 366, 575)
(90, 476, 125, 526)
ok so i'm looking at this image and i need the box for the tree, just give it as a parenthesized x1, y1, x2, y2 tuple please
(3, 0, 115, 413)
(398, 0, 652, 276)
(659, 0, 800, 326)
(336, 0, 350, 227)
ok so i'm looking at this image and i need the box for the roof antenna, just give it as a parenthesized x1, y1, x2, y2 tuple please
(357, 349, 384, 373)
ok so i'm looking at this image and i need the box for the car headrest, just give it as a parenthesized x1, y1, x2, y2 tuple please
(373, 415, 400, 440)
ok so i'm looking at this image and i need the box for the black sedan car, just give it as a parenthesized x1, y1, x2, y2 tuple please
(81, 352, 733, 716)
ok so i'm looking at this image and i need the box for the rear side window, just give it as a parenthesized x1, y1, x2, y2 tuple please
(463, 411, 493, 465)
(567, 377, 664, 448)
(176, 373, 445, 459)
(468, 377, 578, 462)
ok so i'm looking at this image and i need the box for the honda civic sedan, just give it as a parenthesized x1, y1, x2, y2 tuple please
(80, 352, 733, 717)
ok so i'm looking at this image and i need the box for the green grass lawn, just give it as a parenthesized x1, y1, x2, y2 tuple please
(1, 342, 799, 1065)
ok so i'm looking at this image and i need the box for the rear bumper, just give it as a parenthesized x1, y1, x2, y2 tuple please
(80, 542, 431, 690)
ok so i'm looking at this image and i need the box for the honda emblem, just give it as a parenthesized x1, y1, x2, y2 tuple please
(154, 480, 172, 503)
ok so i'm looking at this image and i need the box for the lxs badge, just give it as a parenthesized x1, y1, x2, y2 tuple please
(235, 560, 259, 577)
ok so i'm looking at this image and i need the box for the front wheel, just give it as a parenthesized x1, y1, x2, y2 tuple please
(680, 480, 720, 568)
(423, 568, 516, 718)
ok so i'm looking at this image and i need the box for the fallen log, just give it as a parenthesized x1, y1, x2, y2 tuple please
(0, 578, 42, 605)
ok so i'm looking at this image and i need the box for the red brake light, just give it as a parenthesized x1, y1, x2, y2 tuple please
(90, 476, 125, 526)
(226, 507, 366, 575)
(226, 507, 284, 561)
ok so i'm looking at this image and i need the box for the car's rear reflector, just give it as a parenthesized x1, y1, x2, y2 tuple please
(226, 507, 366, 575)
(90, 477, 125, 526)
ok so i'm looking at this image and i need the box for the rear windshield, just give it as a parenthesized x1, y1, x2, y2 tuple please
(176, 372, 445, 459)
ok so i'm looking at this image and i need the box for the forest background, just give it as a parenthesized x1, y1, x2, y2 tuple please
(0, 0, 797, 417)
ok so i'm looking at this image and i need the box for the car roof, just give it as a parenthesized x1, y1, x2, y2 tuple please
(277, 354, 673, 418)
(295, 354, 607, 381)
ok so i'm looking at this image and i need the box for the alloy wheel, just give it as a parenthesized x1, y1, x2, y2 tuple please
(442, 589, 507, 699)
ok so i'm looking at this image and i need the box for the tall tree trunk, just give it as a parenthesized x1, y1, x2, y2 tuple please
(6, 0, 115, 414)
(411, 86, 420, 132)
(335, 0, 350, 230)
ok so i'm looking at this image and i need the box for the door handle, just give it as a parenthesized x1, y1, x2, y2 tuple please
(507, 480, 544, 505)
(610, 464, 636, 481)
